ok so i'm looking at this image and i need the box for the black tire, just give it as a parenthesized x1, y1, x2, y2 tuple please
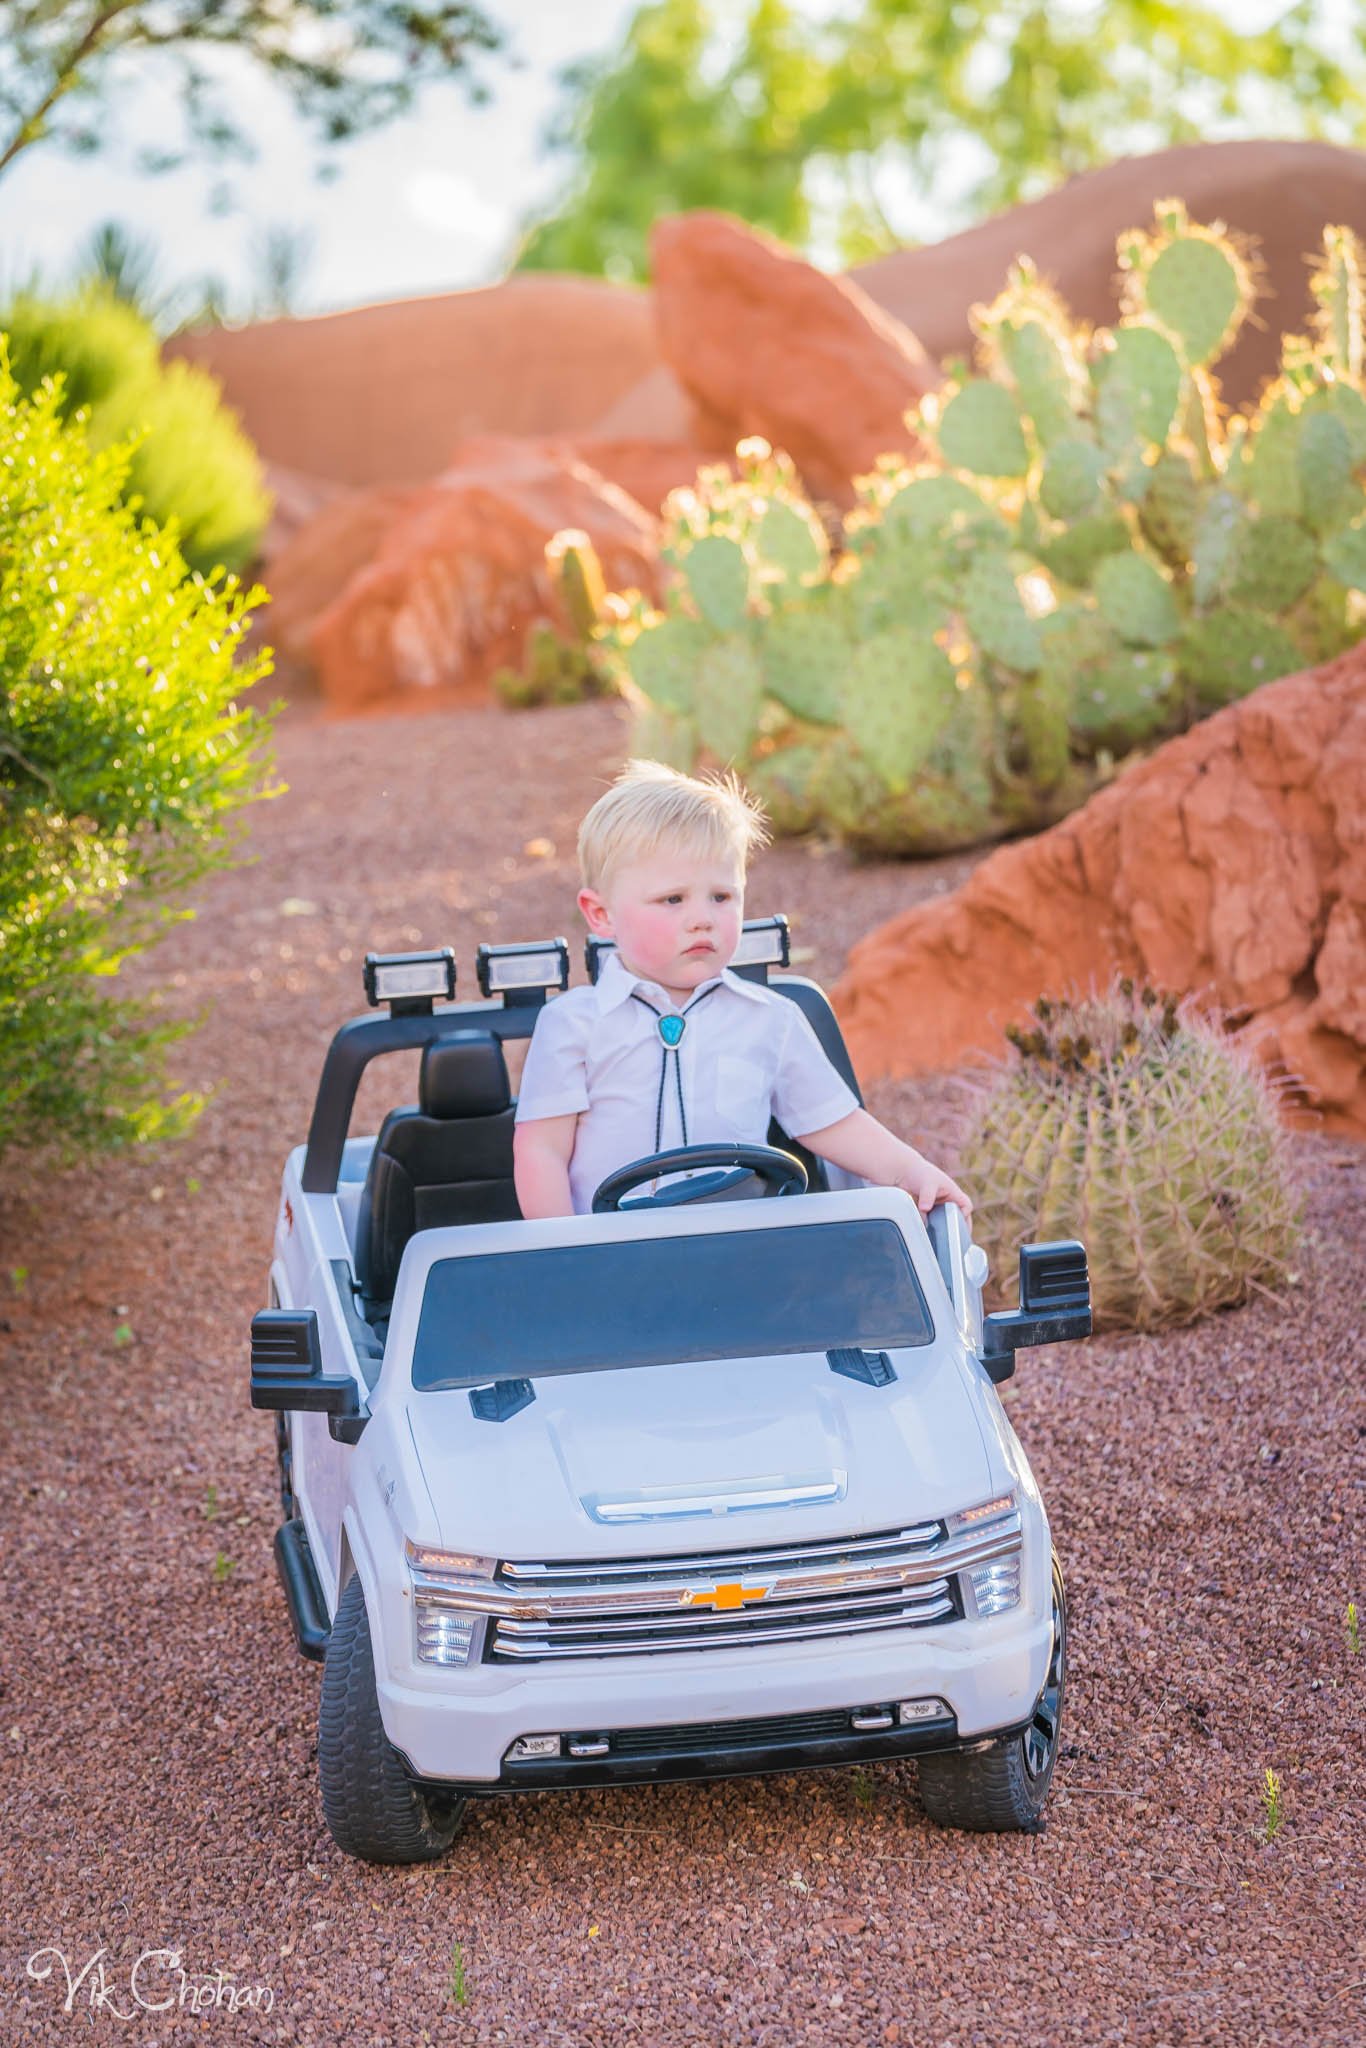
(917, 1550, 1067, 1834)
(318, 1574, 466, 1864)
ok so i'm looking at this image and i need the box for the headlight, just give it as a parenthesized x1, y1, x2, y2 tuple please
(406, 1540, 496, 1669)
(946, 1494, 1023, 1618)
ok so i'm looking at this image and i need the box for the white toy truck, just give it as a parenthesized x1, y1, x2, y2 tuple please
(251, 921, 1090, 1863)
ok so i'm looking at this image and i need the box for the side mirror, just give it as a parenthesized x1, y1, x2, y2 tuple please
(981, 1241, 1091, 1384)
(251, 1309, 364, 1440)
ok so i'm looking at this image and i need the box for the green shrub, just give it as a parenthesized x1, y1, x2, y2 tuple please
(0, 353, 275, 1159)
(2, 285, 270, 575)
(956, 981, 1301, 1331)
(603, 210, 1366, 856)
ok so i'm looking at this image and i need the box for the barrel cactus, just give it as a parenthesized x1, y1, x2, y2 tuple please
(956, 982, 1302, 1332)
(599, 210, 1366, 855)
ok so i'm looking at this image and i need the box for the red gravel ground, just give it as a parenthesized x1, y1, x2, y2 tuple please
(2, 698, 1363, 2047)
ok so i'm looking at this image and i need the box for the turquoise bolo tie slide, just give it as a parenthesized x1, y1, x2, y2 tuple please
(658, 1014, 686, 1048)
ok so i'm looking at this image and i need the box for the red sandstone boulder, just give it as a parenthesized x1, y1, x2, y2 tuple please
(651, 212, 937, 504)
(260, 482, 423, 677)
(305, 436, 659, 711)
(835, 644, 1366, 1137)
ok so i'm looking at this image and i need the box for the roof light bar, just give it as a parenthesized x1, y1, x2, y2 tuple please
(585, 915, 789, 985)
(363, 948, 456, 1015)
(476, 938, 571, 1004)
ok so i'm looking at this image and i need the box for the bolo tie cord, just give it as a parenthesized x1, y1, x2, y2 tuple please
(631, 983, 720, 1151)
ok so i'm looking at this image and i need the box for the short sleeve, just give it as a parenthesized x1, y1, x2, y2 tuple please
(514, 994, 592, 1123)
(771, 1001, 859, 1137)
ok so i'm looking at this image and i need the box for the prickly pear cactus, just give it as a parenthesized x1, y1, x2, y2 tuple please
(595, 212, 1366, 857)
(957, 981, 1301, 1332)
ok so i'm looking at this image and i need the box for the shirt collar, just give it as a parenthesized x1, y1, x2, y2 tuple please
(592, 947, 770, 1014)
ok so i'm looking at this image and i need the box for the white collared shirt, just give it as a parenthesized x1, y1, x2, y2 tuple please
(515, 950, 860, 1215)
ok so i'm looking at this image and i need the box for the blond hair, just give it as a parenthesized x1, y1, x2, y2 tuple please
(577, 759, 770, 893)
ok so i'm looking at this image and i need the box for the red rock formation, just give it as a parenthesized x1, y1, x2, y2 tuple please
(261, 483, 422, 677)
(651, 212, 937, 504)
(304, 436, 659, 712)
(853, 140, 1366, 413)
(835, 645, 1366, 1137)
(166, 275, 664, 488)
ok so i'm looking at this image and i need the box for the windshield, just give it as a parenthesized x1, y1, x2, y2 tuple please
(411, 1218, 934, 1391)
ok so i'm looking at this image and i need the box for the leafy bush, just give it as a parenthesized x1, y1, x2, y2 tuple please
(604, 209, 1366, 855)
(956, 981, 1301, 1332)
(0, 353, 275, 1159)
(2, 285, 270, 575)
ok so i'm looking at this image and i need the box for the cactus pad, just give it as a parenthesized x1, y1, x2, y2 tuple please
(692, 635, 764, 762)
(1093, 552, 1180, 646)
(1094, 324, 1185, 450)
(934, 378, 1030, 477)
(1181, 607, 1303, 709)
(1321, 515, 1366, 591)
(839, 627, 959, 791)
(1296, 408, 1356, 534)
(1134, 215, 1249, 365)
(1137, 450, 1199, 566)
(624, 613, 711, 712)
(752, 498, 828, 585)
(1225, 514, 1319, 612)
(1037, 511, 1131, 589)
(1191, 489, 1246, 609)
(682, 534, 751, 632)
(961, 553, 1043, 672)
(761, 602, 847, 725)
(1040, 438, 1106, 520)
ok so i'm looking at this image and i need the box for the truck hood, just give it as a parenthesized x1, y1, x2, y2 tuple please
(406, 1343, 995, 1559)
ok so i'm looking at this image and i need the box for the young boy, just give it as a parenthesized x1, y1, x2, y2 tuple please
(513, 760, 972, 1222)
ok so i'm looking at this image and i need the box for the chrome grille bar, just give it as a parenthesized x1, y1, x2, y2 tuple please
(489, 1594, 958, 1660)
(500, 1520, 944, 1583)
(494, 1578, 953, 1639)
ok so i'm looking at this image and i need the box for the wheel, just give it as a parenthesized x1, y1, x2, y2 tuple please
(917, 1550, 1067, 1834)
(318, 1575, 465, 1863)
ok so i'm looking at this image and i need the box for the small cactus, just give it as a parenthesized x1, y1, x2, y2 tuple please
(959, 982, 1301, 1331)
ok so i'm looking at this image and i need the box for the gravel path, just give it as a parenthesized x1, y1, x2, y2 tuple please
(2, 698, 1363, 2046)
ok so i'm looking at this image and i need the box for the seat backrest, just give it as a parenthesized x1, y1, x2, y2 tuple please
(354, 1033, 520, 1304)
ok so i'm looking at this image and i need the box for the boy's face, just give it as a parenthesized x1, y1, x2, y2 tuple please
(578, 849, 745, 1000)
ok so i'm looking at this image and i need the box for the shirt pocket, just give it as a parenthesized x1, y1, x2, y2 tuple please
(712, 1052, 773, 1136)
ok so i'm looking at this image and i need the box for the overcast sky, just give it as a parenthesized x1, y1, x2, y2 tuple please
(0, 0, 640, 316)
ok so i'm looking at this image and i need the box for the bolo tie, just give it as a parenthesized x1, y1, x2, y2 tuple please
(630, 982, 720, 1150)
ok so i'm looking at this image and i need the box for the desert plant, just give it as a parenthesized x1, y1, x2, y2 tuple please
(955, 980, 1301, 1332)
(2, 284, 270, 574)
(493, 531, 621, 708)
(0, 354, 274, 1160)
(602, 209, 1366, 856)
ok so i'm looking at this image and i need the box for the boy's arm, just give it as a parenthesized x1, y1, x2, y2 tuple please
(795, 1108, 972, 1221)
(513, 1114, 579, 1220)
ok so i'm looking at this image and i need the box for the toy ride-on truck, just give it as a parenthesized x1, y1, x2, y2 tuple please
(250, 920, 1091, 1864)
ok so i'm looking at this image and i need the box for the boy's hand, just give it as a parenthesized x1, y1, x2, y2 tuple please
(796, 1109, 972, 1221)
(895, 1153, 973, 1222)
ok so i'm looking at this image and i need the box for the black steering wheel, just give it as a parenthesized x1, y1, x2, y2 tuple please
(591, 1142, 808, 1213)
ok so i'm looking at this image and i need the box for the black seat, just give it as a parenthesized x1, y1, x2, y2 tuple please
(355, 1033, 521, 1305)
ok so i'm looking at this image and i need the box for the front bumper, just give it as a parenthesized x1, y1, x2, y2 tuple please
(377, 1604, 1053, 1784)
(414, 1698, 1034, 1795)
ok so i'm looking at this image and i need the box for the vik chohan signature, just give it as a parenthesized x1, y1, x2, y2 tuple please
(27, 1944, 276, 2018)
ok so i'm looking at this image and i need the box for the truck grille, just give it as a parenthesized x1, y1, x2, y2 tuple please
(482, 1519, 999, 1663)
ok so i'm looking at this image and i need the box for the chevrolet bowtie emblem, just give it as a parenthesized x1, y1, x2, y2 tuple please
(680, 1581, 770, 1611)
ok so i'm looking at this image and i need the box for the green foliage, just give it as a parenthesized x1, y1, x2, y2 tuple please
(0, 1, 498, 192)
(957, 982, 1301, 1333)
(3, 286, 270, 574)
(518, 0, 1366, 280)
(598, 211, 1366, 857)
(0, 355, 274, 1161)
